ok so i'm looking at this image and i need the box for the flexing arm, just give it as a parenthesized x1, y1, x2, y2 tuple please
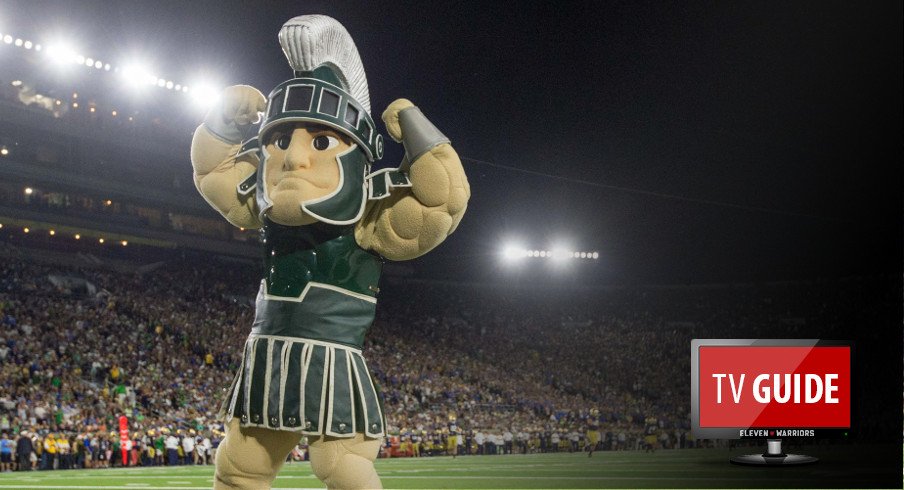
(190, 85, 266, 229)
(355, 99, 470, 260)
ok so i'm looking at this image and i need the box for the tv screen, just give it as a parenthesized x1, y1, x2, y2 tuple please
(691, 339, 852, 464)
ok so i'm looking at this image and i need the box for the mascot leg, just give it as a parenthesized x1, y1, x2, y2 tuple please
(309, 434, 383, 489)
(214, 419, 300, 489)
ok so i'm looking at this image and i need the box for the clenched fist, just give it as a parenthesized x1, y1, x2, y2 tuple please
(205, 85, 267, 144)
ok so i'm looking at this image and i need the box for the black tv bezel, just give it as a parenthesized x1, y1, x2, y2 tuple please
(690, 339, 854, 440)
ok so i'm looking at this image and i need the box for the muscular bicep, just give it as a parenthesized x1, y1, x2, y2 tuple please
(190, 125, 262, 229)
(355, 144, 469, 260)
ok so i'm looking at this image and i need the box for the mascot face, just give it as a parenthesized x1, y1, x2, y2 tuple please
(262, 122, 351, 226)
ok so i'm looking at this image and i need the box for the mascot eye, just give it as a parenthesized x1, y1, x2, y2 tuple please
(275, 134, 291, 150)
(312, 135, 339, 151)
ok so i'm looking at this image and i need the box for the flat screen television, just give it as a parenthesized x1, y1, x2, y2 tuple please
(690, 339, 852, 465)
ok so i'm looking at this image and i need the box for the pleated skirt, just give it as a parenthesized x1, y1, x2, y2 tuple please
(222, 334, 386, 438)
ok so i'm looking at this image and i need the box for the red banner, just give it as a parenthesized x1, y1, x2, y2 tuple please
(118, 415, 130, 465)
(697, 346, 850, 428)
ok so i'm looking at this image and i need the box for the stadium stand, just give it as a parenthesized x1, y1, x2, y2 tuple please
(0, 242, 895, 469)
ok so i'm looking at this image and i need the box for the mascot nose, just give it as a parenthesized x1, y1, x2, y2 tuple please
(283, 139, 312, 170)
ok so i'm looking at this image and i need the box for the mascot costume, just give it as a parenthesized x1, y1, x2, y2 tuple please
(189, 15, 469, 489)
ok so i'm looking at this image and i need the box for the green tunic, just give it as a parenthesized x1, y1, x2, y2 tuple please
(223, 220, 386, 438)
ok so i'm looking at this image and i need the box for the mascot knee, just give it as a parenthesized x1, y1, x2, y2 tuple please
(310, 438, 381, 490)
(214, 442, 277, 490)
(309, 444, 340, 484)
(214, 428, 279, 489)
(313, 453, 380, 489)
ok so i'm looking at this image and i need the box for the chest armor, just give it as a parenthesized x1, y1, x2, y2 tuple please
(251, 220, 382, 349)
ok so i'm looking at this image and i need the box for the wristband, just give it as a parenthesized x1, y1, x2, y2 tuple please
(399, 106, 450, 166)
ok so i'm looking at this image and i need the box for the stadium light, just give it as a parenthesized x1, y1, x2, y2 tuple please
(44, 42, 80, 66)
(501, 243, 528, 262)
(188, 82, 221, 110)
(120, 63, 156, 89)
(6, 27, 224, 105)
(550, 245, 573, 262)
(500, 242, 600, 262)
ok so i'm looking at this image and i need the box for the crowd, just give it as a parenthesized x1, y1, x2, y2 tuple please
(0, 245, 896, 470)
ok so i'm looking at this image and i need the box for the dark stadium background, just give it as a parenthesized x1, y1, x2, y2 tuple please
(3, 0, 899, 285)
(0, 0, 901, 487)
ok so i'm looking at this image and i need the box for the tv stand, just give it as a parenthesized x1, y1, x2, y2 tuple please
(730, 439, 818, 466)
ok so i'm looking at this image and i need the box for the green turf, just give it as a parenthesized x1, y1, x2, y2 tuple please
(0, 446, 900, 489)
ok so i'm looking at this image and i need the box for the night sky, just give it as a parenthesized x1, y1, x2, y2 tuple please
(3, 0, 901, 285)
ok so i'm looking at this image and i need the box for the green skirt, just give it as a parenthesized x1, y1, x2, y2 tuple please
(222, 334, 386, 438)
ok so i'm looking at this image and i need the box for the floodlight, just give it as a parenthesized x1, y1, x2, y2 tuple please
(23, 40, 32, 49)
(550, 244, 573, 261)
(501, 244, 527, 262)
(591, 252, 599, 259)
(2, 35, 12, 44)
(45, 43, 79, 65)
(188, 82, 221, 109)
(14, 38, 22, 47)
(120, 64, 155, 89)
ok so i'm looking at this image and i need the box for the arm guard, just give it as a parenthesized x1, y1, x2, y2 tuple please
(398, 106, 450, 170)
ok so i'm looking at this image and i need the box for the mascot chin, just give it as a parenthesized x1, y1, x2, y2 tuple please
(189, 14, 470, 490)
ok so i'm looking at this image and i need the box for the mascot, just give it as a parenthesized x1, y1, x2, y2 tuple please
(189, 15, 469, 489)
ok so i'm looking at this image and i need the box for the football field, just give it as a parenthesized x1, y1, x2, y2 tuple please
(0, 446, 900, 489)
